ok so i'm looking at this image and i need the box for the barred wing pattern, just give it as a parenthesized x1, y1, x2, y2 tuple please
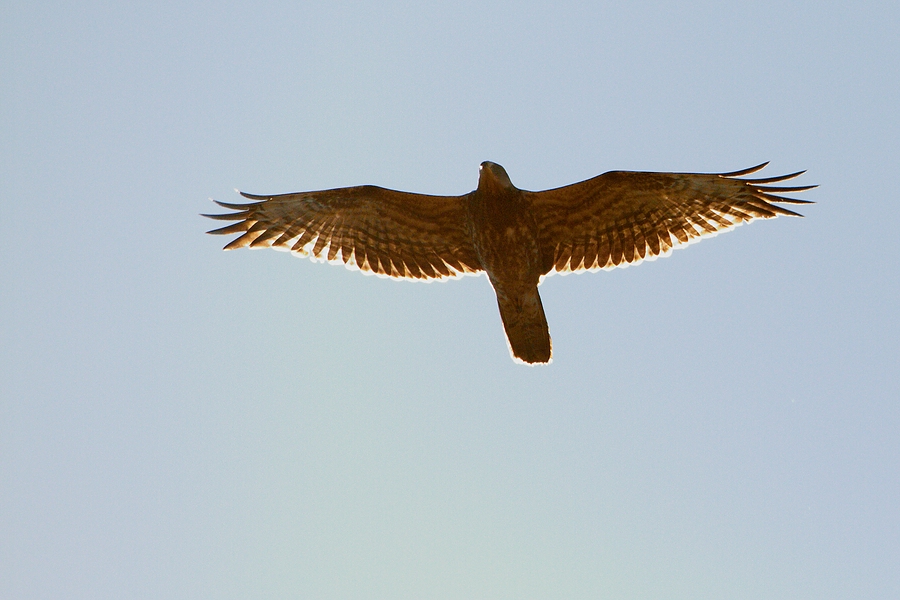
(528, 163, 815, 275)
(205, 185, 482, 280)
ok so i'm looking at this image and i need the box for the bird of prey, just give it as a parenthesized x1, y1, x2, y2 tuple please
(205, 161, 814, 364)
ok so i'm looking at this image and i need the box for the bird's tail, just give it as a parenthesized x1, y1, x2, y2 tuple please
(495, 286, 552, 364)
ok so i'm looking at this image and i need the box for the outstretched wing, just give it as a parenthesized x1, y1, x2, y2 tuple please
(204, 185, 482, 280)
(527, 163, 815, 275)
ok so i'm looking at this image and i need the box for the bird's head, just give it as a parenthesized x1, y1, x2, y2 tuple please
(478, 161, 514, 192)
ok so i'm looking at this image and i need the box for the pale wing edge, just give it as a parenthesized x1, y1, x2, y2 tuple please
(543, 165, 816, 277)
(204, 194, 483, 282)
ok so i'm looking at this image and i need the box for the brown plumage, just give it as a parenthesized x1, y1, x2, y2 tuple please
(205, 161, 814, 364)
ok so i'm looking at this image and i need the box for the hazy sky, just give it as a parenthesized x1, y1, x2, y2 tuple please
(2, 1, 898, 598)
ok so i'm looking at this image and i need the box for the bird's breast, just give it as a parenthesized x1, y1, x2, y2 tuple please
(467, 191, 543, 288)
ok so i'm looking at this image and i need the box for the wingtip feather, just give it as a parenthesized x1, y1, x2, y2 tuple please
(754, 184, 818, 193)
(206, 222, 251, 236)
(239, 190, 272, 200)
(744, 170, 807, 184)
(719, 162, 769, 177)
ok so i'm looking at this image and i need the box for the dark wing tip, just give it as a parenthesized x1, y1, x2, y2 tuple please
(239, 190, 272, 201)
(744, 170, 807, 184)
(755, 184, 818, 193)
(212, 198, 261, 210)
(719, 162, 769, 177)
(725, 164, 816, 216)
(202, 210, 249, 221)
(203, 193, 260, 235)
(768, 203, 805, 218)
(205, 221, 251, 236)
(202, 193, 263, 231)
(760, 193, 816, 207)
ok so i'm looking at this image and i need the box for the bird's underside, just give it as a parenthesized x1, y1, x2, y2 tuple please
(205, 161, 814, 364)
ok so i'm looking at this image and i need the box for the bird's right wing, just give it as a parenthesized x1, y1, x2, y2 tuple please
(525, 163, 815, 275)
(204, 185, 482, 280)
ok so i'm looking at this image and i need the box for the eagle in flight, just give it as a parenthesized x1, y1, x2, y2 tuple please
(205, 162, 814, 364)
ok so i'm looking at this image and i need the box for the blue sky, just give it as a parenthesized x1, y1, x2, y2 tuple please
(2, 2, 898, 598)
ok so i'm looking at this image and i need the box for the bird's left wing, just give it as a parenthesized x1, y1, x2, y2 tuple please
(525, 163, 815, 275)
(204, 185, 482, 280)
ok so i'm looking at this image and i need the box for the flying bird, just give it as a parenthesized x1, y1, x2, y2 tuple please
(205, 161, 814, 364)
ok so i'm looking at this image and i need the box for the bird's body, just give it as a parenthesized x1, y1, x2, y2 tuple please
(205, 161, 814, 364)
(467, 163, 551, 362)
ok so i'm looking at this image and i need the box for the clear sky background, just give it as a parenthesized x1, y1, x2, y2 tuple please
(2, 2, 898, 599)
